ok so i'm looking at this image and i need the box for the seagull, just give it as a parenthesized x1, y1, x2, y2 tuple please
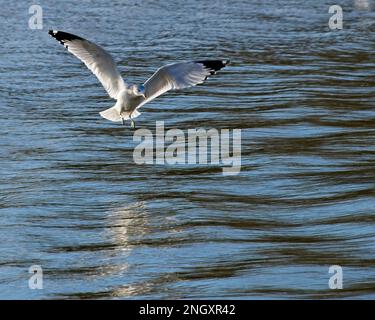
(48, 30, 230, 128)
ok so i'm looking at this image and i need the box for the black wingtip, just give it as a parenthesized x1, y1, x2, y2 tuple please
(48, 30, 84, 44)
(196, 60, 230, 76)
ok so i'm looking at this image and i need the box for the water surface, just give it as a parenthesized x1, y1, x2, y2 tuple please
(0, 0, 374, 299)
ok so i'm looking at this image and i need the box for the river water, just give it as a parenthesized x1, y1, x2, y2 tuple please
(0, 0, 374, 299)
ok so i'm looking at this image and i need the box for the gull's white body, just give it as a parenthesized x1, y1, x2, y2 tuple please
(100, 86, 145, 122)
(48, 30, 229, 125)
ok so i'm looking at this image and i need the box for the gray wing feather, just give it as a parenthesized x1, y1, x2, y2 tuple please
(49, 30, 126, 100)
(138, 60, 229, 109)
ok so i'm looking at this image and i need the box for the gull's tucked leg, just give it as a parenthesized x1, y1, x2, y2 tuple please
(129, 112, 136, 129)
(122, 117, 125, 126)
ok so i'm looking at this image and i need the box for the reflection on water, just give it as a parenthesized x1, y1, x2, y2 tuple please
(57, 202, 150, 299)
(106, 202, 148, 250)
(0, 0, 374, 299)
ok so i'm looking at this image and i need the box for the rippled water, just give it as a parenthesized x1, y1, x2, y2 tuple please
(0, 0, 374, 299)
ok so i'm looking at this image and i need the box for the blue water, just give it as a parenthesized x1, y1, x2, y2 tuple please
(0, 0, 374, 299)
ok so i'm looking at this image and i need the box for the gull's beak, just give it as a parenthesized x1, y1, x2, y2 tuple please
(139, 85, 146, 98)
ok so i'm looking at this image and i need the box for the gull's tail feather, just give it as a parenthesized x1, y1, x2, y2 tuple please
(99, 107, 142, 123)
(99, 106, 122, 122)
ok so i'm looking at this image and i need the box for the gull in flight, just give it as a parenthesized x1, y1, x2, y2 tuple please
(48, 30, 230, 128)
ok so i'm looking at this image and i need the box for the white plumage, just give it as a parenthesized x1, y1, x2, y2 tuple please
(49, 30, 229, 126)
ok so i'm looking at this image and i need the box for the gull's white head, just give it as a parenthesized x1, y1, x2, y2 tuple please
(130, 84, 146, 98)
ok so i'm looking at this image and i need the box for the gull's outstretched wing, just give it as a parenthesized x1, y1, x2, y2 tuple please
(137, 60, 229, 108)
(48, 30, 126, 100)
